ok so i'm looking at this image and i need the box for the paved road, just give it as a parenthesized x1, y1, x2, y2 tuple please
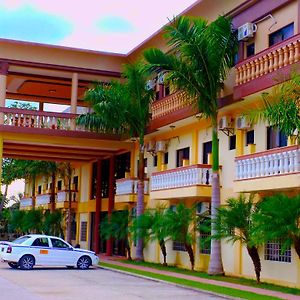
(0, 263, 227, 300)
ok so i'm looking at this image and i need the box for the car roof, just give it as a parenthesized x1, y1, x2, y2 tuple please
(25, 234, 63, 239)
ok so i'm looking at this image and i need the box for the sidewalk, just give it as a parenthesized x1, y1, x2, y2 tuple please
(99, 255, 300, 300)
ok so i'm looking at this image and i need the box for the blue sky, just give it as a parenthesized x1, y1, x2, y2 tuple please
(0, 0, 196, 53)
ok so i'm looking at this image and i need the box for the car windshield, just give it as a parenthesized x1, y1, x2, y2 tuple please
(12, 236, 31, 244)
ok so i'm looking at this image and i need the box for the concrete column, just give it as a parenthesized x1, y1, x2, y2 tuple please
(94, 159, 102, 254)
(236, 129, 244, 157)
(106, 156, 115, 256)
(0, 62, 9, 125)
(191, 129, 198, 165)
(156, 152, 163, 172)
(70, 73, 78, 130)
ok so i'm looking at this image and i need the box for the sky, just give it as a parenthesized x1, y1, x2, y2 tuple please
(0, 0, 197, 54)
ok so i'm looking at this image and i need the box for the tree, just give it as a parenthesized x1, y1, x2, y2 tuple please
(144, 15, 238, 274)
(43, 210, 64, 237)
(248, 72, 300, 141)
(100, 210, 132, 260)
(8, 209, 26, 236)
(165, 203, 196, 270)
(214, 194, 262, 283)
(22, 209, 44, 234)
(77, 62, 154, 260)
(253, 193, 300, 260)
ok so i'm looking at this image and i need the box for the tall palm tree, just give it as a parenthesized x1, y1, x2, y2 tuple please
(77, 62, 154, 261)
(214, 194, 262, 283)
(144, 15, 238, 274)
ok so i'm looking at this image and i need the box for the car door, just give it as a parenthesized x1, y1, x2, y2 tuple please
(49, 238, 75, 266)
(30, 237, 51, 265)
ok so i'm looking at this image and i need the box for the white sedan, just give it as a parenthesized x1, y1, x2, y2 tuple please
(0, 234, 99, 270)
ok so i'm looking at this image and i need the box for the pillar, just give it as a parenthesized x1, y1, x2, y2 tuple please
(94, 159, 102, 254)
(70, 73, 78, 130)
(156, 152, 163, 171)
(106, 156, 115, 256)
(236, 129, 244, 156)
(0, 62, 8, 125)
(191, 129, 198, 165)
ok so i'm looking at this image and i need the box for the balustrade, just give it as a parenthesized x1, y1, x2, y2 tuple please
(235, 34, 300, 86)
(151, 165, 212, 191)
(235, 146, 299, 180)
(35, 193, 51, 206)
(20, 197, 33, 208)
(116, 178, 149, 195)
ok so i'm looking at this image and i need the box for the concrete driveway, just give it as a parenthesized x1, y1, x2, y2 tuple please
(0, 263, 227, 300)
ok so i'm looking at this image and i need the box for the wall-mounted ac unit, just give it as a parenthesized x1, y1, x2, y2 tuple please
(145, 140, 156, 152)
(146, 79, 156, 90)
(155, 140, 168, 152)
(238, 23, 257, 41)
(218, 116, 232, 130)
(236, 116, 251, 130)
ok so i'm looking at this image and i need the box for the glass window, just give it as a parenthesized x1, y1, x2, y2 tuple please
(265, 241, 291, 263)
(12, 236, 31, 244)
(176, 147, 190, 167)
(269, 23, 294, 46)
(173, 241, 186, 252)
(57, 180, 62, 191)
(267, 126, 287, 149)
(80, 222, 88, 242)
(229, 135, 236, 150)
(51, 238, 69, 249)
(164, 152, 169, 165)
(153, 155, 157, 167)
(203, 141, 212, 164)
(246, 43, 255, 57)
(165, 86, 170, 96)
(38, 185, 42, 194)
(32, 238, 49, 247)
(246, 130, 255, 146)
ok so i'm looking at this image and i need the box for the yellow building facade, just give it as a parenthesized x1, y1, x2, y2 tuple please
(2, 0, 299, 288)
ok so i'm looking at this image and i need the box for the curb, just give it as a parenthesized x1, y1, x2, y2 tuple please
(98, 264, 242, 300)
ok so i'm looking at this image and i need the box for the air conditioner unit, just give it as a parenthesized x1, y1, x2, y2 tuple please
(145, 140, 156, 152)
(237, 23, 257, 41)
(196, 202, 210, 215)
(157, 73, 165, 84)
(236, 116, 251, 130)
(218, 116, 232, 130)
(155, 140, 168, 152)
(146, 79, 156, 90)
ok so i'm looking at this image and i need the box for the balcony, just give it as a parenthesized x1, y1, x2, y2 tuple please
(56, 190, 78, 209)
(35, 193, 51, 207)
(234, 34, 300, 99)
(234, 145, 300, 193)
(150, 164, 213, 200)
(150, 91, 195, 129)
(20, 197, 33, 209)
(115, 178, 149, 203)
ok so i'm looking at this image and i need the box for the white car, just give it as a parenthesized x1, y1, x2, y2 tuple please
(0, 234, 99, 270)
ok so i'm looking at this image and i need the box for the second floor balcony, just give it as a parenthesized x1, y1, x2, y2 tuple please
(234, 145, 300, 193)
(35, 193, 51, 207)
(150, 164, 213, 200)
(20, 197, 33, 209)
(56, 190, 78, 209)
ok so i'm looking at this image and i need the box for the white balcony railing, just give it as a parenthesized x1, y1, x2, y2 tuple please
(235, 146, 300, 180)
(116, 178, 149, 195)
(20, 197, 33, 208)
(57, 190, 78, 202)
(151, 164, 212, 191)
(35, 194, 51, 206)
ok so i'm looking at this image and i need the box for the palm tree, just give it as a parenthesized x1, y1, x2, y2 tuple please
(22, 209, 44, 234)
(43, 210, 64, 237)
(253, 193, 300, 260)
(214, 194, 262, 283)
(144, 15, 238, 275)
(100, 210, 132, 260)
(165, 203, 196, 270)
(77, 62, 154, 261)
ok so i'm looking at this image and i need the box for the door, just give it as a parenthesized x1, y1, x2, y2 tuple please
(49, 237, 74, 266)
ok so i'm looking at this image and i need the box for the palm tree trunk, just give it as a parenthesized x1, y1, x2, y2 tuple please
(32, 176, 36, 209)
(208, 118, 224, 275)
(185, 243, 195, 271)
(159, 239, 167, 266)
(125, 237, 132, 260)
(0, 184, 9, 212)
(293, 237, 300, 259)
(247, 246, 261, 283)
(66, 178, 72, 244)
(50, 173, 56, 213)
(136, 144, 145, 261)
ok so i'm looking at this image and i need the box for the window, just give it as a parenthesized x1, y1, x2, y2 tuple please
(246, 130, 254, 146)
(229, 135, 236, 150)
(267, 126, 287, 149)
(155, 91, 160, 100)
(164, 152, 169, 165)
(265, 241, 291, 263)
(32, 238, 49, 247)
(73, 176, 78, 191)
(269, 23, 294, 46)
(246, 43, 255, 57)
(80, 221, 88, 242)
(176, 147, 190, 167)
(199, 230, 211, 254)
(153, 155, 157, 167)
(51, 238, 69, 248)
(173, 241, 186, 252)
(57, 180, 62, 191)
(203, 141, 212, 164)
(38, 185, 42, 195)
(165, 86, 170, 96)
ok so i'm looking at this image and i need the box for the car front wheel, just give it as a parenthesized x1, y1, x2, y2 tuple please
(8, 262, 18, 269)
(19, 255, 35, 270)
(77, 256, 91, 270)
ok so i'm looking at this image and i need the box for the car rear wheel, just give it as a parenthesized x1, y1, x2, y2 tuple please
(77, 256, 91, 270)
(19, 255, 35, 270)
(8, 262, 18, 269)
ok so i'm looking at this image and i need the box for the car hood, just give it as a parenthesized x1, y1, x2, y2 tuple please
(73, 248, 96, 255)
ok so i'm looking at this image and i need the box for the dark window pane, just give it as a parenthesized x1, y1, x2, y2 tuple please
(164, 152, 169, 164)
(267, 126, 288, 149)
(176, 147, 190, 167)
(165, 86, 170, 96)
(229, 135, 236, 150)
(57, 180, 62, 191)
(155, 91, 160, 100)
(246, 43, 255, 57)
(203, 141, 212, 164)
(153, 155, 157, 167)
(269, 23, 294, 46)
(246, 130, 254, 146)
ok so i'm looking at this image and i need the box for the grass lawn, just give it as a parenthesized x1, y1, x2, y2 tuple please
(100, 262, 281, 300)
(102, 260, 300, 297)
